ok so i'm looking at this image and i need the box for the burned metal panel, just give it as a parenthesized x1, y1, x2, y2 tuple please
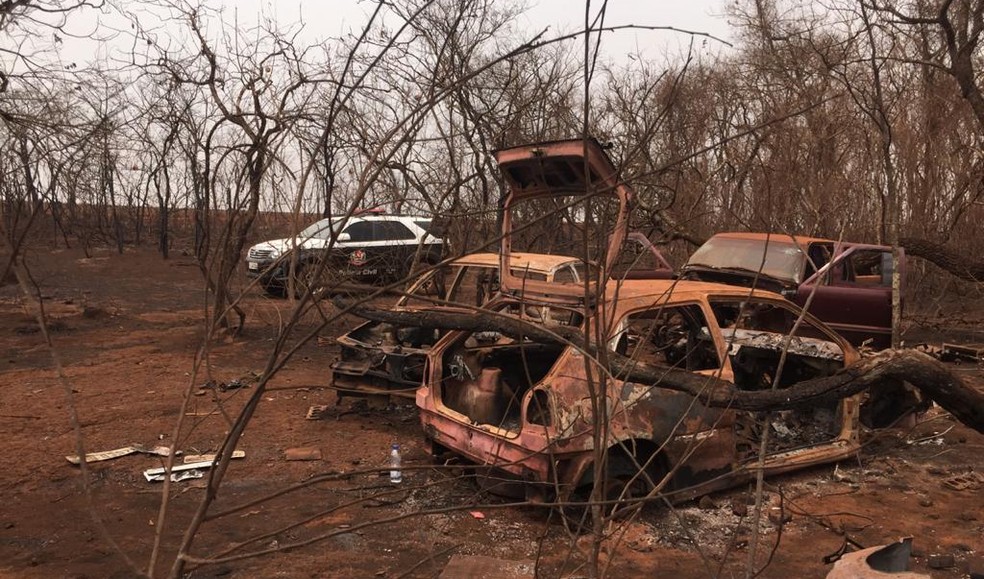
(333, 319, 435, 395)
(796, 244, 904, 349)
(495, 138, 632, 303)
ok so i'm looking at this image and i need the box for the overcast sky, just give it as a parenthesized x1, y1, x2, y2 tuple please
(31, 1, 733, 73)
(198, 0, 734, 62)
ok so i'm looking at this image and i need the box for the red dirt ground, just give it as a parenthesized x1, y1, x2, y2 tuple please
(1, 245, 982, 578)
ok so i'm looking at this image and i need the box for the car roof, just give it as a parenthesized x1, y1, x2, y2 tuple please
(709, 232, 834, 246)
(452, 252, 581, 274)
(602, 278, 787, 311)
(354, 214, 432, 221)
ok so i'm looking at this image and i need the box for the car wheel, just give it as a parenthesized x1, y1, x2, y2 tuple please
(293, 262, 324, 298)
(261, 282, 287, 298)
(601, 458, 652, 519)
(403, 255, 436, 286)
(561, 451, 665, 531)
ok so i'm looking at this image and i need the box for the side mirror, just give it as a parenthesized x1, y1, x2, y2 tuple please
(336, 232, 351, 242)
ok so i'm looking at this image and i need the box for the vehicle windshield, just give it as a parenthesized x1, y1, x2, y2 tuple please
(686, 237, 805, 284)
(298, 218, 342, 240)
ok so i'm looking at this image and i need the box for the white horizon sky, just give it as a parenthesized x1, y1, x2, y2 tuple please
(180, 0, 733, 64)
(32, 1, 733, 74)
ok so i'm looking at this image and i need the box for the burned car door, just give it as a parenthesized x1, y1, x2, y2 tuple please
(795, 244, 899, 349)
(611, 303, 737, 489)
(707, 298, 860, 471)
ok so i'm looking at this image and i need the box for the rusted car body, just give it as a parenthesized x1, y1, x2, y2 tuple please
(416, 281, 862, 502)
(680, 233, 904, 349)
(332, 252, 593, 398)
(414, 139, 863, 504)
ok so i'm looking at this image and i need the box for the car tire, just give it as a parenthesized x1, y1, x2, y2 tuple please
(261, 282, 287, 298)
(601, 455, 654, 519)
(293, 261, 324, 298)
(561, 450, 667, 531)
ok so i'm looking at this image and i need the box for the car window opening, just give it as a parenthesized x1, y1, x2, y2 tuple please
(619, 305, 720, 373)
(439, 303, 582, 434)
(710, 299, 847, 455)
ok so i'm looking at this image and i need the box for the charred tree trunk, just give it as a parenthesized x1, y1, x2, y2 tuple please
(345, 304, 984, 435)
(901, 236, 984, 282)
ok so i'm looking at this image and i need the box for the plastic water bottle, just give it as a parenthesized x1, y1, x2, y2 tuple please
(389, 443, 402, 484)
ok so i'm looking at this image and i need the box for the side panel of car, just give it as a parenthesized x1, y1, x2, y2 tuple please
(321, 219, 440, 280)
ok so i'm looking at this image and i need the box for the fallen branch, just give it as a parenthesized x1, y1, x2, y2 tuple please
(901, 236, 984, 282)
(346, 305, 984, 434)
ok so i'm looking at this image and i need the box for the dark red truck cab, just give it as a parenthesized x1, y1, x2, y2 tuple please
(680, 233, 903, 349)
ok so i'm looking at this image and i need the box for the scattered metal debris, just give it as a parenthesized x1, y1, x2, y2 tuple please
(221, 379, 249, 391)
(942, 343, 984, 363)
(195, 378, 252, 395)
(906, 425, 954, 446)
(66, 445, 176, 465)
(306, 405, 331, 420)
(145, 470, 204, 483)
(143, 454, 244, 482)
(826, 537, 928, 578)
(182, 450, 245, 464)
(942, 471, 984, 491)
(306, 404, 360, 420)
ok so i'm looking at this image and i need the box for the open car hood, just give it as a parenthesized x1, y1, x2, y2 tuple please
(495, 138, 631, 304)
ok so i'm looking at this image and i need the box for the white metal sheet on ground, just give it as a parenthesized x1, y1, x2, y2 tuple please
(144, 451, 245, 482)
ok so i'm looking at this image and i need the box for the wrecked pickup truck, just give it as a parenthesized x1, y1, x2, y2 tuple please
(680, 233, 903, 349)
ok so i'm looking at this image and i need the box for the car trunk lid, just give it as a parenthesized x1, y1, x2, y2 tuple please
(495, 138, 631, 305)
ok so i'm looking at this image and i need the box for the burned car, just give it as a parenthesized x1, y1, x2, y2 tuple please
(680, 233, 904, 348)
(332, 252, 594, 399)
(417, 280, 863, 504)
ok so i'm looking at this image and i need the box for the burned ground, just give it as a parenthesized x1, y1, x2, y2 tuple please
(1, 245, 982, 578)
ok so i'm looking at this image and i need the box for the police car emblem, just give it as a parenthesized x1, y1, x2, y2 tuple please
(349, 249, 368, 267)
